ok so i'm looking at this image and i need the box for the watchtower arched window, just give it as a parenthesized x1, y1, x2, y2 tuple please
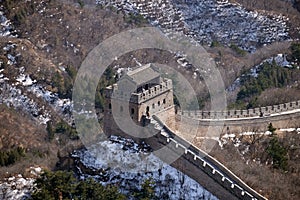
(163, 99, 166, 104)
(158, 101, 160, 106)
(131, 108, 135, 115)
(108, 103, 112, 109)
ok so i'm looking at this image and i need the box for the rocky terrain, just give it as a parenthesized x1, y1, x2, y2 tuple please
(97, 0, 291, 51)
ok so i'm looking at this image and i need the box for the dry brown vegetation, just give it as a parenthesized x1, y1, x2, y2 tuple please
(0, 104, 52, 177)
(0, 104, 46, 151)
(209, 129, 300, 200)
(255, 87, 300, 106)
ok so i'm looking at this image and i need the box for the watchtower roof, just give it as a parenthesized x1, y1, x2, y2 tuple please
(125, 63, 160, 86)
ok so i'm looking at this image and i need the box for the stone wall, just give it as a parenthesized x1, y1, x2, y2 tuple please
(150, 115, 267, 200)
(136, 79, 173, 104)
(180, 100, 300, 120)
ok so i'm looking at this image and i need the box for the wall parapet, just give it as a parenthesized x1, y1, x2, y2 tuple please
(180, 100, 300, 120)
(105, 79, 172, 104)
(152, 115, 267, 200)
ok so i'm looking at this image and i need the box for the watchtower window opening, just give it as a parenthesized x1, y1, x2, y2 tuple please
(163, 99, 166, 104)
(158, 101, 160, 106)
(109, 103, 112, 109)
(146, 106, 150, 117)
(131, 108, 135, 115)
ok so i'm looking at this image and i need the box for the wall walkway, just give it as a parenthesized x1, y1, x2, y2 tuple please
(148, 115, 268, 200)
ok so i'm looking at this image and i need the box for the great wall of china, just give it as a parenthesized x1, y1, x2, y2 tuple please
(104, 71, 300, 200)
(95, 2, 299, 199)
(180, 100, 300, 120)
(147, 101, 300, 200)
(177, 100, 300, 130)
(147, 116, 267, 200)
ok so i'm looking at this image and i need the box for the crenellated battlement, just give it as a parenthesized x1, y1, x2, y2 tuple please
(180, 100, 300, 120)
(133, 79, 172, 103)
(106, 78, 172, 104)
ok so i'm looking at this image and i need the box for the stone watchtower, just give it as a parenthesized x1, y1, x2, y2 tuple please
(103, 64, 175, 138)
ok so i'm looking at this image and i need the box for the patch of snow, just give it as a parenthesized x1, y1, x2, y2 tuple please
(98, 0, 289, 51)
(0, 83, 51, 124)
(7, 54, 17, 65)
(27, 85, 72, 120)
(0, 175, 35, 200)
(280, 128, 300, 134)
(280, 128, 296, 132)
(16, 74, 37, 86)
(0, 71, 9, 83)
(73, 136, 218, 199)
(222, 133, 236, 138)
(0, 10, 17, 37)
(29, 166, 43, 177)
(241, 145, 249, 155)
(58, 66, 66, 72)
(3, 43, 17, 51)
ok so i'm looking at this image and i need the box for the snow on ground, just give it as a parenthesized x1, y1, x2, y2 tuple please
(97, 0, 289, 51)
(0, 64, 9, 83)
(0, 174, 35, 200)
(239, 131, 272, 136)
(220, 130, 273, 149)
(0, 43, 53, 124)
(0, 83, 51, 124)
(174, 0, 289, 51)
(279, 127, 300, 133)
(0, 9, 17, 37)
(0, 167, 43, 200)
(0, 40, 72, 124)
(73, 136, 218, 200)
(27, 85, 72, 118)
(220, 133, 241, 148)
(16, 74, 37, 86)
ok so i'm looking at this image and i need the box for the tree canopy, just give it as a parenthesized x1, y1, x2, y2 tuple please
(30, 170, 126, 200)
